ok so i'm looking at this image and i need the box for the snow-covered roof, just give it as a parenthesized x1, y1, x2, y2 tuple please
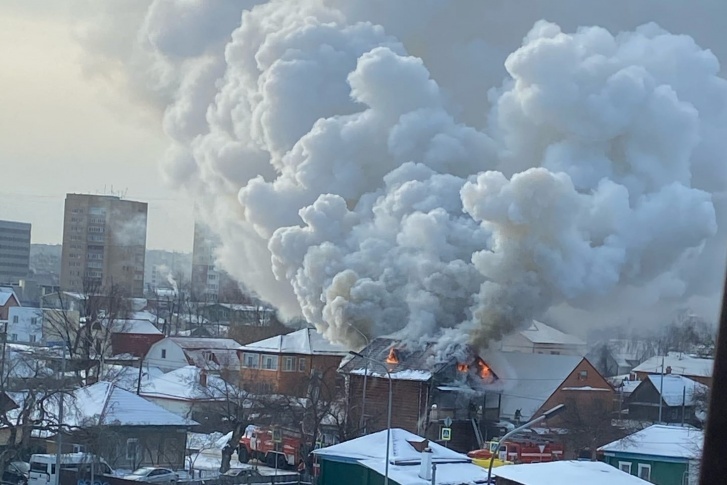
(360, 459, 489, 485)
(349, 368, 433, 382)
(482, 351, 585, 421)
(0, 287, 18, 306)
(493, 460, 651, 485)
(239, 328, 348, 356)
(633, 353, 713, 378)
(212, 303, 275, 312)
(105, 364, 164, 393)
(168, 337, 241, 350)
(141, 366, 233, 401)
(109, 319, 162, 335)
(313, 428, 465, 464)
(598, 424, 703, 459)
(14, 382, 197, 428)
(518, 320, 586, 346)
(639, 375, 709, 407)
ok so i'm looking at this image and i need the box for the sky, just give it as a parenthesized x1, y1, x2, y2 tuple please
(0, 2, 194, 252)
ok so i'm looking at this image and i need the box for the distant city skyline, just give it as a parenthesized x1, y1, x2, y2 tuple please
(0, 2, 194, 252)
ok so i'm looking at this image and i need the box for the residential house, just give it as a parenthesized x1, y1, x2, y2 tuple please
(632, 353, 713, 387)
(483, 352, 616, 424)
(497, 320, 587, 356)
(16, 381, 196, 470)
(493, 460, 651, 485)
(238, 328, 348, 397)
(598, 424, 703, 485)
(0, 287, 20, 320)
(140, 365, 234, 429)
(143, 337, 241, 373)
(6, 306, 43, 344)
(108, 318, 164, 357)
(339, 338, 501, 452)
(626, 375, 708, 426)
(587, 339, 657, 377)
(312, 428, 491, 485)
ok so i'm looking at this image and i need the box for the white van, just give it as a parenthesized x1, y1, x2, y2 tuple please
(28, 453, 113, 485)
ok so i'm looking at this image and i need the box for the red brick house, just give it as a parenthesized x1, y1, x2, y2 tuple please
(340, 339, 615, 453)
(0, 287, 20, 320)
(238, 328, 348, 397)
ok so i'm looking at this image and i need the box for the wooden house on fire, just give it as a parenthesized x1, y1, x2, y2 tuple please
(339, 337, 502, 452)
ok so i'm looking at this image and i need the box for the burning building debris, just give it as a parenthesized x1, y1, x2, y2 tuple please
(83, 2, 727, 349)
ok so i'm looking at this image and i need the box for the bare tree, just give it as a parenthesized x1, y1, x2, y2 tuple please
(557, 398, 626, 459)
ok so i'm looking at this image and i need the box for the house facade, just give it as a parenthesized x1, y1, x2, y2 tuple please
(108, 318, 164, 357)
(144, 337, 241, 373)
(238, 328, 348, 397)
(626, 374, 708, 426)
(6, 306, 43, 344)
(599, 425, 703, 485)
(498, 320, 587, 356)
(0, 287, 20, 320)
(632, 353, 713, 387)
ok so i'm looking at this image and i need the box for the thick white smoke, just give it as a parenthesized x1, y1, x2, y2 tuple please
(74, 1, 727, 348)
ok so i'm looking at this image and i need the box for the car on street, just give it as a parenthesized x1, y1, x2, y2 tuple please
(2, 462, 29, 485)
(124, 468, 178, 484)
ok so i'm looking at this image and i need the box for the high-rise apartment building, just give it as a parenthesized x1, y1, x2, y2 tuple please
(191, 221, 221, 301)
(60, 194, 148, 297)
(0, 220, 31, 284)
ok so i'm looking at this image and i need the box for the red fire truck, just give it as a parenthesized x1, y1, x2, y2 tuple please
(237, 425, 303, 469)
(468, 438, 565, 464)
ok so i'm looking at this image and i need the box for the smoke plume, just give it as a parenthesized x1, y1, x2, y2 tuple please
(75, 1, 727, 349)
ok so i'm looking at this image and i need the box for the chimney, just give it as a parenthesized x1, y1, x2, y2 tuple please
(418, 447, 433, 480)
(199, 369, 208, 387)
(666, 366, 672, 375)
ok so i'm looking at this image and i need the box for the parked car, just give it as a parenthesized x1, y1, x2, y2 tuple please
(220, 468, 262, 484)
(124, 468, 178, 484)
(3, 462, 29, 485)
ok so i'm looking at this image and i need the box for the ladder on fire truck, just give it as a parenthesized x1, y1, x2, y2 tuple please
(471, 418, 484, 448)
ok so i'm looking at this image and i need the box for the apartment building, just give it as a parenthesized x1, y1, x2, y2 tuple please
(60, 194, 148, 297)
(191, 222, 221, 301)
(0, 220, 31, 284)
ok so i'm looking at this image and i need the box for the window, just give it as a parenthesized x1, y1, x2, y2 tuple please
(72, 444, 85, 453)
(12, 316, 18, 323)
(262, 355, 278, 370)
(298, 358, 307, 372)
(30, 335, 36, 343)
(619, 462, 632, 474)
(637, 464, 651, 480)
(31, 317, 37, 325)
(243, 353, 260, 369)
(550, 351, 560, 355)
(161, 349, 167, 359)
(283, 356, 296, 372)
(10, 334, 17, 342)
(579, 370, 588, 380)
(126, 438, 140, 461)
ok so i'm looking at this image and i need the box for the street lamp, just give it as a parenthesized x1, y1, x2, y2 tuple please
(349, 351, 393, 485)
(486, 404, 566, 484)
(344, 324, 370, 433)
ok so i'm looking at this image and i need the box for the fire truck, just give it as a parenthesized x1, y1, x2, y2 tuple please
(468, 438, 564, 465)
(237, 425, 304, 469)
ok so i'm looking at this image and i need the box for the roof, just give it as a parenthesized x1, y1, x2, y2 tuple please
(210, 303, 275, 312)
(517, 320, 586, 346)
(633, 353, 713, 378)
(0, 287, 18, 306)
(141, 366, 233, 401)
(360, 459, 490, 485)
(239, 328, 348, 356)
(492, 460, 651, 485)
(109, 319, 162, 335)
(313, 428, 466, 464)
(598, 424, 703, 460)
(167, 337, 241, 350)
(481, 351, 584, 420)
(13, 382, 196, 428)
(636, 375, 709, 407)
(104, 364, 164, 393)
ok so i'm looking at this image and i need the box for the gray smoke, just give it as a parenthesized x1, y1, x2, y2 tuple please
(74, 1, 727, 349)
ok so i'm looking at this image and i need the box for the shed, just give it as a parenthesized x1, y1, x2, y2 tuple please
(493, 460, 650, 485)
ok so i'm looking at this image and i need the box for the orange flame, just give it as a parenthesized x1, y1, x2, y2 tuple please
(477, 359, 492, 379)
(386, 348, 399, 365)
(457, 363, 469, 372)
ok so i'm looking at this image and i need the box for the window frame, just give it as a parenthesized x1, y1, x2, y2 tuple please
(262, 355, 279, 371)
(618, 461, 632, 474)
(126, 438, 140, 461)
(298, 358, 307, 372)
(283, 356, 296, 372)
(243, 353, 260, 369)
(637, 463, 651, 481)
(161, 349, 167, 359)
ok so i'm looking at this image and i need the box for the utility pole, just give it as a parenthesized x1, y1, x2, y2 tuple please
(658, 356, 665, 423)
(681, 386, 687, 426)
(55, 346, 66, 485)
(0, 320, 8, 393)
